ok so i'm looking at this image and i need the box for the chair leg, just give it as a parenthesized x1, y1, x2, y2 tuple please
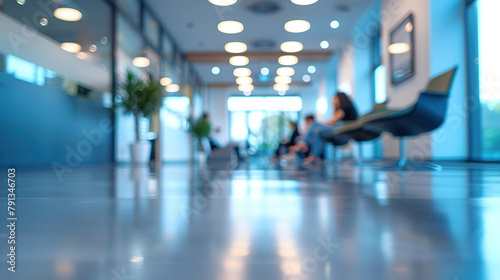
(357, 142, 364, 163)
(377, 137, 443, 171)
(398, 137, 407, 168)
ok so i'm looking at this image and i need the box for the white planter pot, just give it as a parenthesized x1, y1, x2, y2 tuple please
(130, 141, 152, 164)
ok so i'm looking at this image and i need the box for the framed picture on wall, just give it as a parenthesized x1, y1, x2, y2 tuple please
(389, 14, 415, 85)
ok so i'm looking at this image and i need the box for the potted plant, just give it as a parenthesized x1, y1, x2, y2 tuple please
(119, 70, 163, 164)
(190, 114, 212, 162)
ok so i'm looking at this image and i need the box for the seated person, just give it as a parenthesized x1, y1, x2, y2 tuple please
(271, 120, 300, 160)
(290, 92, 358, 164)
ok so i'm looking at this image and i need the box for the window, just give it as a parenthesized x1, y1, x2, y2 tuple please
(467, 0, 500, 161)
(374, 65, 387, 104)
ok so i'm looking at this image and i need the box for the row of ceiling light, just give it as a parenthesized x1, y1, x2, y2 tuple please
(209, 0, 339, 96)
(19, 1, 182, 93)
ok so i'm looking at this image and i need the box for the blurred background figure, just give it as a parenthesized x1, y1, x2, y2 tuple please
(270, 120, 300, 161)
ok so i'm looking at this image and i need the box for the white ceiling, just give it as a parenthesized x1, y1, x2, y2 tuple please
(145, 0, 376, 86)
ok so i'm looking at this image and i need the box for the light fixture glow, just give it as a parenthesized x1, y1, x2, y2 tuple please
(275, 76, 292, 84)
(277, 67, 295, 76)
(60, 42, 81, 53)
(291, 0, 318, 5)
(217, 21, 244, 34)
(132, 57, 150, 68)
(76, 52, 87, 60)
(212, 66, 221, 75)
(236, 77, 253, 85)
(307, 65, 316, 74)
(280, 41, 303, 53)
(388, 43, 411, 54)
(302, 74, 311, 82)
(166, 84, 180, 92)
(17, 0, 26, 5)
(320, 40, 329, 49)
(330, 20, 340, 29)
(405, 22, 413, 33)
(284, 20, 310, 33)
(160, 77, 173, 86)
(209, 0, 237, 6)
(278, 55, 298, 66)
(274, 84, 290, 92)
(224, 42, 247, 53)
(243, 91, 252, 96)
(89, 44, 97, 53)
(229, 56, 249, 66)
(40, 18, 48, 26)
(54, 7, 83, 22)
(278, 91, 286, 96)
(130, 256, 144, 263)
(238, 84, 254, 91)
(233, 68, 251, 77)
(261, 67, 270, 75)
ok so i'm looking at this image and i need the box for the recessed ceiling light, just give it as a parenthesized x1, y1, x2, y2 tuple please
(39, 18, 48, 26)
(277, 67, 295, 76)
(261, 67, 270, 75)
(278, 91, 286, 96)
(166, 84, 180, 92)
(320, 40, 329, 49)
(278, 55, 298, 66)
(160, 77, 173, 86)
(132, 57, 150, 68)
(100, 37, 108, 45)
(274, 84, 290, 92)
(76, 52, 87, 60)
(60, 42, 82, 53)
(229, 56, 249, 66)
(275, 76, 292, 84)
(89, 44, 97, 53)
(209, 0, 237, 6)
(388, 43, 410, 54)
(330, 20, 340, 29)
(238, 84, 254, 91)
(307, 65, 316, 73)
(54, 7, 83, 22)
(16, 0, 25, 5)
(212, 66, 221, 75)
(302, 74, 311, 82)
(233, 68, 251, 77)
(291, 0, 318, 5)
(225, 42, 247, 54)
(243, 91, 252, 96)
(217, 21, 244, 34)
(280, 41, 303, 53)
(405, 22, 413, 32)
(236, 77, 253, 85)
(284, 20, 310, 33)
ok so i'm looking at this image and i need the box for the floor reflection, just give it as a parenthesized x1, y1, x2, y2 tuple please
(2, 162, 500, 279)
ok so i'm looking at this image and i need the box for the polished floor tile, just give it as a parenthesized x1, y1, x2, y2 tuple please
(1, 161, 500, 280)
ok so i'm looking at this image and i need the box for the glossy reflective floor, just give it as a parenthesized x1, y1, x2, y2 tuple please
(1, 160, 500, 280)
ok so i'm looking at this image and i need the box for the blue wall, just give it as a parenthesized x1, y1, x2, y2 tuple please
(0, 73, 113, 168)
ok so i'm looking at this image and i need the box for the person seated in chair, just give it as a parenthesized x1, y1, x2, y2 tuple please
(290, 92, 358, 164)
(270, 120, 300, 160)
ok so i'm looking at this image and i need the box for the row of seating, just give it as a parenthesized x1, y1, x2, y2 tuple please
(323, 67, 458, 170)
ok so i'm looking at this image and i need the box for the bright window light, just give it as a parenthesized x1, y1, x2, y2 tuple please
(374, 65, 387, 103)
(227, 96, 302, 112)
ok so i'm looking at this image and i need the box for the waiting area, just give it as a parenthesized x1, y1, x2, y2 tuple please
(0, 0, 499, 279)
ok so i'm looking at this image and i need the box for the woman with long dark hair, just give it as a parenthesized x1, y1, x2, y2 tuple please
(290, 92, 358, 163)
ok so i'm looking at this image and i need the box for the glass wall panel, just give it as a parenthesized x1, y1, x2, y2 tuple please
(477, 0, 500, 160)
(1, 0, 112, 104)
(144, 11, 160, 49)
(115, 0, 140, 25)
